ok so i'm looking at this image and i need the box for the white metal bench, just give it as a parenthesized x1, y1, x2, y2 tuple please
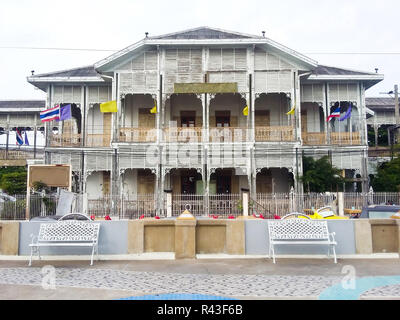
(267, 219, 337, 264)
(29, 221, 100, 266)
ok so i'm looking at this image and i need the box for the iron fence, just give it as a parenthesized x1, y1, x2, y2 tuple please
(2, 191, 400, 221)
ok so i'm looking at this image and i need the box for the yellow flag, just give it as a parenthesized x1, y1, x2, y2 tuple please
(100, 100, 117, 113)
(150, 100, 157, 114)
(286, 105, 295, 116)
(243, 106, 249, 116)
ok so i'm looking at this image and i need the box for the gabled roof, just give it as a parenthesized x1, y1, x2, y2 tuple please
(148, 26, 262, 40)
(0, 100, 45, 112)
(306, 65, 384, 89)
(366, 97, 397, 110)
(27, 65, 106, 91)
(95, 26, 318, 72)
(30, 65, 99, 78)
(313, 65, 378, 76)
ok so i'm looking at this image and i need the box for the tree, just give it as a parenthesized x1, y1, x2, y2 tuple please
(371, 157, 400, 192)
(1, 171, 27, 195)
(300, 156, 345, 193)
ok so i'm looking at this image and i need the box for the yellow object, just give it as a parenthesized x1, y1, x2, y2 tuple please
(177, 209, 195, 220)
(243, 106, 249, 116)
(100, 100, 117, 113)
(286, 105, 295, 115)
(308, 209, 349, 220)
(150, 100, 157, 114)
(391, 212, 400, 219)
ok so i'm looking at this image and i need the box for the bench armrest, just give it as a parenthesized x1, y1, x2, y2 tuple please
(329, 232, 336, 242)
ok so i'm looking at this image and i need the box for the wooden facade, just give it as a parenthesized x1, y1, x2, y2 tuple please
(26, 27, 384, 206)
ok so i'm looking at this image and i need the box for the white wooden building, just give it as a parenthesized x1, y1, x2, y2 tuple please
(27, 27, 384, 212)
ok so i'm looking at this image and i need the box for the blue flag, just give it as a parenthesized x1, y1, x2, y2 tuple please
(24, 131, 30, 146)
(339, 107, 352, 122)
(59, 104, 72, 121)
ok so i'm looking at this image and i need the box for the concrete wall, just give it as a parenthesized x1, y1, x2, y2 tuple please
(0, 222, 19, 255)
(127, 219, 245, 258)
(6, 218, 400, 259)
(245, 219, 357, 255)
(370, 220, 399, 253)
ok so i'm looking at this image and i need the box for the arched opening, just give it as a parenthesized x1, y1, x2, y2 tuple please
(87, 103, 112, 147)
(301, 102, 325, 145)
(50, 103, 81, 147)
(166, 94, 203, 143)
(254, 93, 294, 142)
(329, 102, 360, 145)
(256, 168, 293, 194)
(209, 93, 247, 143)
(120, 94, 157, 143)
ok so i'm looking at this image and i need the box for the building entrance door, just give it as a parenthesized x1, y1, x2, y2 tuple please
(181, 175, 196, 194)
(217, 175, 231, 194)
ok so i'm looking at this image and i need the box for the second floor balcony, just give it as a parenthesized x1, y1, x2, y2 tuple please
(49, 132, 111, 148)
(302, 131, 362, 146)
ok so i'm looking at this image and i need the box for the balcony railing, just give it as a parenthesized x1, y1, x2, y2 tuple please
(49, 133, 81, 147)
(209, 127, 248, 143)
(119, 128, 157, 143)
(302, 132, 361, 146)
(302, 132, 326, 145)
(255, 126, 295, 142)
(0, 150, 42, 160)
(331, 132, 361, 145)
(165, 127, 203, 143)
(368, 147, 392, 158)
(87, 134, 111, 147)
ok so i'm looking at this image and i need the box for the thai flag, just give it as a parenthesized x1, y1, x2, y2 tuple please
(326, 107, 341, 122)
(40, 105, 60, 122)
(16, 129, 23, 146)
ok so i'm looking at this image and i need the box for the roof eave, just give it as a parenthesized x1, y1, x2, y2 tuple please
(0, 108, 44, 112)
(27, 76, 105, 83)
(307, 74, 384, 89)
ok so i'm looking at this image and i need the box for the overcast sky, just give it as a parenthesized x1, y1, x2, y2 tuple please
(1, 0, 399, 101)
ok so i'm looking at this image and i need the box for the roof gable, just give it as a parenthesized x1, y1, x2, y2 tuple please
(149, 27, 260, 40)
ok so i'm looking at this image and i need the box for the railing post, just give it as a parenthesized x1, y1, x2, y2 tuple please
(338, 192, 345, 216)
(242, 190, 249, 217)
(289, 187, 296, 213)
(165, 190, 172, 218)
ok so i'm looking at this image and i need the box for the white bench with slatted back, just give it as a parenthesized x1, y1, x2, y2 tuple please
(29, 221, 100, 266)
(267, 219, 337, 264)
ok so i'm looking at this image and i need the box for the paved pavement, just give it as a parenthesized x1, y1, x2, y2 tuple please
(0, 258, 400, 300)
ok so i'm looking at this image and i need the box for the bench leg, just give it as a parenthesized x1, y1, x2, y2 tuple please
(331, 245, 337, 264)
(29, 247, 34, 267)
(270, 244, 276, 264)
(90, 246, 95, 266)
